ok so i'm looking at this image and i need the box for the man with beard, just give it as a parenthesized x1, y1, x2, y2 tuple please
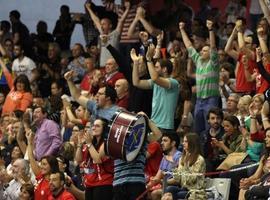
(146, 132, 181, 200)
(48, 171, 75, 200)
(200, 107, 225, 172)
(11, 43, 38, 84)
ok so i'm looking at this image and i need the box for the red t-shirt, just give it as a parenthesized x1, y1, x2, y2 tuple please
(48, 189, 76, 200)
(236, 53, 256, 93)
(80, 144, 114, 188)
(145, 142, 163, 180)
(35, 173, 51, 200)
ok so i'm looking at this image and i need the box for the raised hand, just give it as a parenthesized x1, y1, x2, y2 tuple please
(100, 34, 108, 44)
(85, 3, 91, 10)
(256, 47, 262, 62)
(262, 101, 270, 117)
(157, 31, 164, 45)
(136, 7, 145, 19)
(146, 43, 155, 61)
(257, 26, 265, 38)
(124, 1, 131, 10)
(179, 22, 185, 30)
(206, 20, 214, 30)
(130, 48, 139, 62)
(64, 71, 75, 81)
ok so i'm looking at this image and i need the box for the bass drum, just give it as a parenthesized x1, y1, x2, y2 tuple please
(105, 111, 146, 162)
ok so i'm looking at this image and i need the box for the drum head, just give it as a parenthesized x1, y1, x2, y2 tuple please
(125, 115, 146, 162)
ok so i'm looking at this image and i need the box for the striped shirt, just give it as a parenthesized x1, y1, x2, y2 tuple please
(102, 1, 147, 43)
(188, 47, 220, 99)
(113, 144, 146, 186)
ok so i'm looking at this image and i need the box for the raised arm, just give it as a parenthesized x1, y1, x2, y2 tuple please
(0, 42, 7, 57)
(64, 71, 89, 108)
(153, 31, 163, 59)
(146, 44, 171, 88)
(16, 122, 27, 155)
(127, 11, 140, 39)
(106, 44, 131, 82)
(84, 131, 106, 164)
(115, 1, 130, 33)
(256, 47, 270, 83)
(179, 22, 193, 49)
(224, 26, 239, 60)
(26, 129, 41, 177)
(259, 0, 270, 24)
(261, 101, 270, 130)
(131, 48, 151, 89)
(257, 26, 269, 53)
(137, 7, 161, 37)
(206, 20, 216, 49)
(85, 3, 102, 33)
(0, 57, 13, 89)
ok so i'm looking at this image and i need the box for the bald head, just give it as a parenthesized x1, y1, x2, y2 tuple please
(115, 79, 129, 98)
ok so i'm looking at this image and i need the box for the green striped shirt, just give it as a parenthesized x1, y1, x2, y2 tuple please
(188, 47, 220, 98)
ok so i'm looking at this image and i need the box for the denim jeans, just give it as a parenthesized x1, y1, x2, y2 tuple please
(194, 96, 220, 135)
(165, 186, 189, 200)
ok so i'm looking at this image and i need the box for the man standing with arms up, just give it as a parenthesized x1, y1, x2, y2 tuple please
(179, 20, 220, 135)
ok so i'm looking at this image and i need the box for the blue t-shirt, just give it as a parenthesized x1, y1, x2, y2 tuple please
(159, 150, 182, 179)
(148, 78, 180, 129)
(86, 100, 119, 123)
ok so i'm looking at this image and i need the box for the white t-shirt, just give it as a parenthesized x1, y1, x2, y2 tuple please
(12, 56, 36, 81)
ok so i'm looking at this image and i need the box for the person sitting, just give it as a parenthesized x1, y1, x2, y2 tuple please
(146, 132, 181, 200)
(164, 133, 206, 200)
(48, 171, 76, 200)
(238, 101, 270, 200)
(114, 78, 129, 109)
(0, 158, 31, 200)
(200, 107, 225, 172)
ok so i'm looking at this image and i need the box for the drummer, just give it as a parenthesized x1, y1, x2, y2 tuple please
(112, 112, 163, 200)
(64, 70, 119, 123)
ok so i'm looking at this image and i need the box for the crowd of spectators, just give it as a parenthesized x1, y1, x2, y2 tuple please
(2, 0, 270, 199)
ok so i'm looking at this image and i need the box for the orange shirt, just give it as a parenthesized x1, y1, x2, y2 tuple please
(2, 69, 32, 114)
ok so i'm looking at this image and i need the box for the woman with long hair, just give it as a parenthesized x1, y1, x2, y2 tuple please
(0, 58, 32, 114)
(212, 115, 243, 155)
(165, 133, 206, 200)
(25, 127, 59, 199)
(75, 118, 114, 200)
